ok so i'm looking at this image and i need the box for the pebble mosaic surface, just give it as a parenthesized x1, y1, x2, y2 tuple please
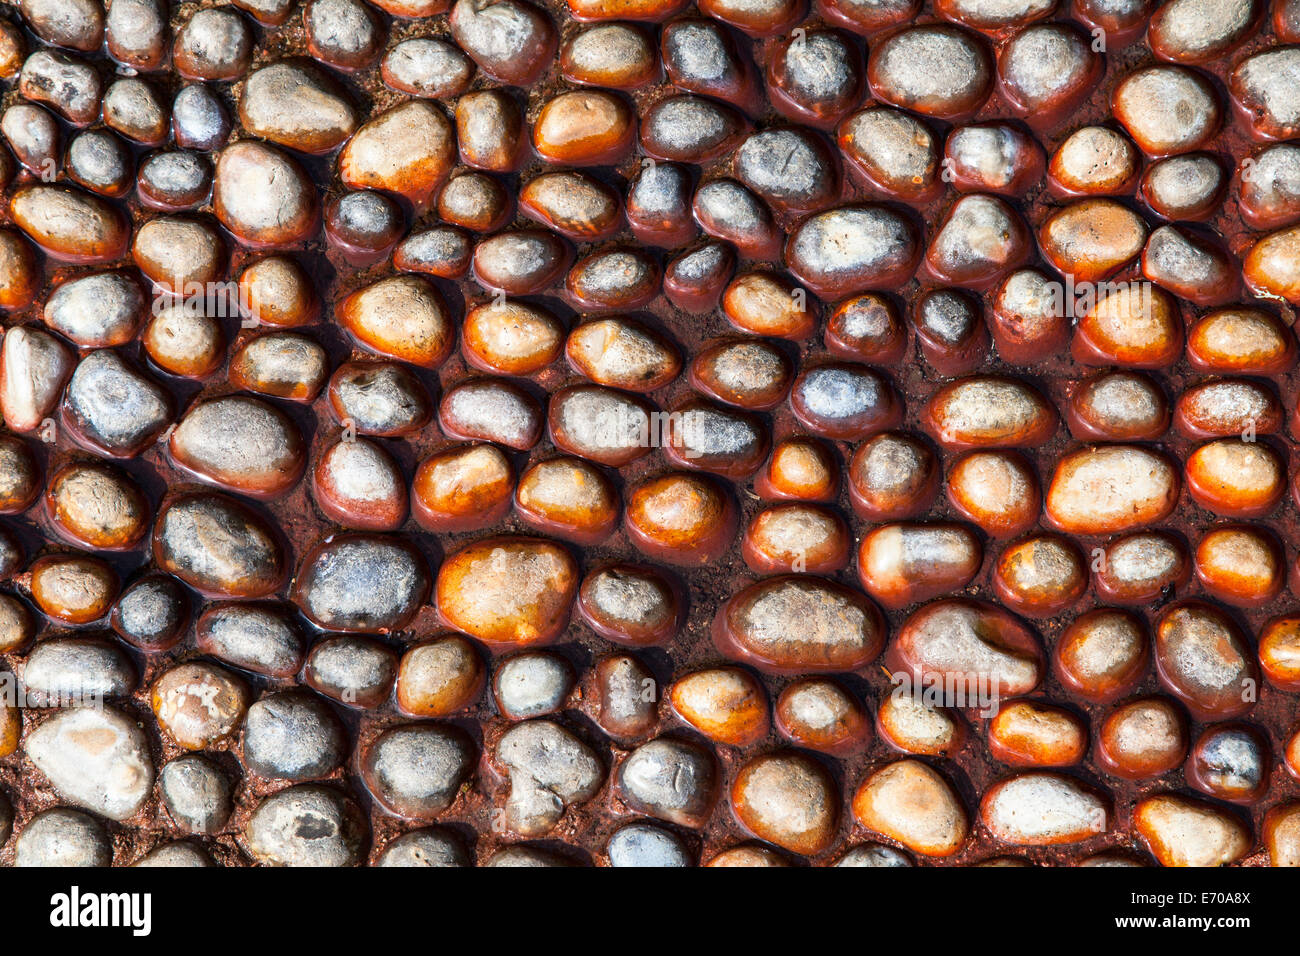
(0, 0, 1299, 867)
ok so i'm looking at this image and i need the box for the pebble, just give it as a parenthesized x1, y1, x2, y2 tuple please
(172, 84, 232, 152)
(998, 23, 1101, 126)
(562, 22, 658, 89)
(721, 271, 817, 339)
(692, 180, 782, 261)
(170, 395, 306, 499)
(608, 823, 692, 867)
(731, 752, 838, 856)
(339, 276, 453, 370)
(567, 316, 679, 391)
(9, 184, 130, 264)
(988, 701, 1087, 767)
(856, 522, 982, 608)
(1187, 723, 1269, 803)
(103, 77, 168, 146)
(243, 691, 346, 781)
(852, 759, 968, 857)
(151, 661, 249, 749)
(785, 205, 920, 300)
(395, 227, 472, 280)
(662, 398, 769, 478)
(1230, 47, 1300, 141)
(713, 575, 884, 674)
(29, 554, 118, 625)
(304, 634, 398, 709)
(618, 736, 717, 827)
(294, 534, 429, 633)
(1048, 126, 1139, 197)
(1039, 199, 1148, 283)
(0, 595, 31, 653)
(1068, 370, 1169, 441)
(361, 724, 475, 819)
(138, 300, 223, 377)
(742, 501, 850, 574)
(790, 364, 901, 441)
(992, 534, 1087, 619)
(566, 248, 661, 312)
(135, 842, 214, 867)
(765, 29, 863, 130)
(669, 667, 769, 746)
(514, 456, 619, 544)
(1045, 445, 1179, 535)
(1154, 601, 1257, 719)
(836, 843, 912, 867)
(1134, 794, 1250, 867)
(160, 755, 233, 835)
(329, 362, 432, 437)
(196, 603, 306, 678)
(577, 563, 680, 646)
(1097, 696, 1187, 779)
(846, 432, 937, 520)
(775, 678, 870, 755)
(1053, 609, 1149, 703)
(382, 38, 474, 98)
(19, 50, 102, 125)
(22, 635, 137, 705)
(521, 171, 623, 243)
(867, 24, 992, 120)
(230, 332, 329, 404)
(239, 62, 357, 154)
(639, 94, 751, 164)
(26, 706, 153, 820)
(664, 241, 735, 313)
(472, 230, 571, 296)
(590, 654, 658, 738)
(174, 7, 252, 80)
(0, 104, 57, 178)
(924, 376, 1055, 450)
(980, 773, 1108, 845)
(303, 0, 385, 71)
(152, 492, 285, 598)
(493, 652, 574, 720)
(326, 190, 405, 265)
(889, 598, 1042, 697)
(376, 829, 471, 867)
(1113, 65, 1220, 156)
(15, 808, 111, 866)
(926, 194, 1030, 290)
(110, 574, 188, 653)
(1, 326, 73, 434)
(944, 450, 1040, 538)
(436, 536, 577, 647)
(411, 443, 514, 531)
(449, 0, 557, 86)
(137, 151, 214, 213)
(661, 17, 760, 114)
(495, 720, 603, 836)
(66, 129, 133, 196)
(213, 141, 320, 249)
(439, 378, 543, 450)
(245, 785, 367, 867)
(105, 0, 167, 70)
(691, 339, 791, 410)
(1187, 307, 1295, 374)
(624, 471, 736, 565)
(456, 89, 525, 172)
(1184, 438, 1284, 517)
(1260, 617, 1300, 691)
(395, 635, 485, 717)
(21, 0, 104, 51)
